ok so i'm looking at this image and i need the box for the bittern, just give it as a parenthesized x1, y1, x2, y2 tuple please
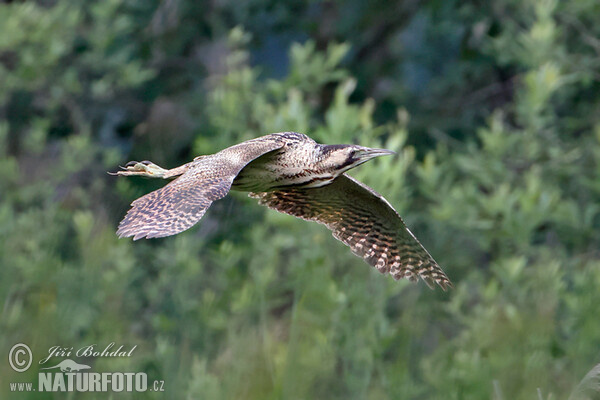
(113, 132, 451, 290)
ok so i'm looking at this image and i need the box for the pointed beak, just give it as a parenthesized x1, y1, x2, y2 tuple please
(359, 147, 396, 159)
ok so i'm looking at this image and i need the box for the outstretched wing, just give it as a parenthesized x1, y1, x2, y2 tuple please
(117, 137, 285, 240)
(250, 174, 451, 290)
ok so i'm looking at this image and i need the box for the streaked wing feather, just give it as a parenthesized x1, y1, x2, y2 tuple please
(118, 137, 285, 240)
(250, 174, 451, 290)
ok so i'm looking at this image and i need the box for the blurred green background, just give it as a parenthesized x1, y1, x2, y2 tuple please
(1, 0, 600, 399)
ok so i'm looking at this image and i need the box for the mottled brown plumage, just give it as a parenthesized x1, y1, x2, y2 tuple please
(113, 132, 451, 290)
(116, 135, 286, 239)
(250, 175, 451, 289)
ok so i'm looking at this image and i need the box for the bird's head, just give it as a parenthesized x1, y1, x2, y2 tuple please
(320, 144, 395, 175)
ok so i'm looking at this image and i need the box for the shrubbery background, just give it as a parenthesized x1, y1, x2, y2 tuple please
(1, 1, 599, 399)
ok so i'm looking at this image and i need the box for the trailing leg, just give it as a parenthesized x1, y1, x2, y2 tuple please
(110, 160, 190, 179)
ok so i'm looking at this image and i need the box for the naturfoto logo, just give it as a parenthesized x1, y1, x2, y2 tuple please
(8, 343, 164, 394)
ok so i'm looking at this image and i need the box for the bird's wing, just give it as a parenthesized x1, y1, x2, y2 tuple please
(117, 137, 285, 240)
(250, 174, 451, 290)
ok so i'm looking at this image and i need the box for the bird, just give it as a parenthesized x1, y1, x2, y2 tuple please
(112, 132, 451, 290)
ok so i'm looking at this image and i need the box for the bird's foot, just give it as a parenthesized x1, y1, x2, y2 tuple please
(109, 160, 169, 178)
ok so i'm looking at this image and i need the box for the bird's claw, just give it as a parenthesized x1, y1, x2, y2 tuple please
(109, 160, 168, 178)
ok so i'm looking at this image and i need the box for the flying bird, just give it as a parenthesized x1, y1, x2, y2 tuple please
(112, 132, 451, 290)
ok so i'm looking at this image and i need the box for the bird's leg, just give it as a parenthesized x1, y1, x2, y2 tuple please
(110, 160, 190, 179)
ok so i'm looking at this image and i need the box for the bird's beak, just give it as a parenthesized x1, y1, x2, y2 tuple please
(359, 147, 396, 159)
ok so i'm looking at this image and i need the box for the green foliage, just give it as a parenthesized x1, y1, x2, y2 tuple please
(1, 0, 600, 399)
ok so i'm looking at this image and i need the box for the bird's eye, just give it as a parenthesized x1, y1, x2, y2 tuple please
(346, 150, 359, 164)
